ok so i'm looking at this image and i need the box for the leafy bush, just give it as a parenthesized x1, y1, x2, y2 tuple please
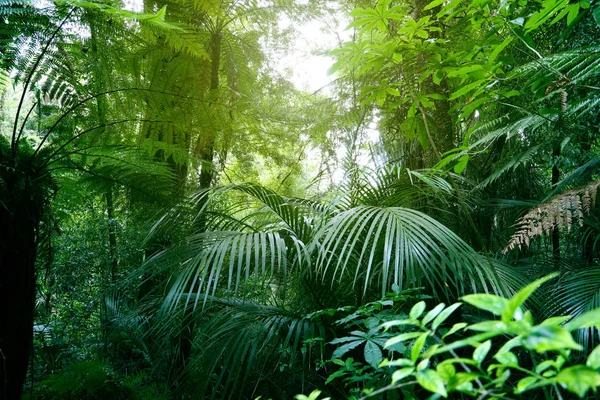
(30, 361, 169, 400)
(312, 274, 600, 399)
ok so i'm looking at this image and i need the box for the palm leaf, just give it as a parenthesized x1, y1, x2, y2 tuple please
(312, 205, 510, 300)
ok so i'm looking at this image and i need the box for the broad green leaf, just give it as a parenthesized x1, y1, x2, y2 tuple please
(446, 65, 484, 78)
(433, 69, 444, 85)
(524, 325, 581, 352)
(461, 294, 509, 316)
(436, 363, 455, 381)
(535, 360, 555, 374)
(422, 303, 445, 326)
(496, 336, 521, 357)
(473, 340, 491, 365)
(453, 155, 469, 174)
(417, 369, 448, 397)
(564, 309, 600, 330)
(468, 320, 507, 332)
(554, 365, 600, 397)
(515, 376, 538, 393)
(330, 336, 362, 345)
(382, 358, 414, 368)
(495, 351, 518, 366)
(332, 340, 363, 359)
(449, 79, 487, 100)
(540, 316, 570, 326)
(385, 332, 424, 348)
(587, 344, 600, 369)
(324, 370, 345, 385)
(380, 319, 417, 330)
(392, 367, 415, 383)
(410, 301, 426, 319)
(411, 332, 429, 362)
(417, 358, 430, 371)
(423, 0, 446, 11)
(432, 303, 462, 331)
(295, 390, 323, 400)
(364, 341, 384, 369)
(488, 37, 512, 66)
(450, 372, 480, 391)
(566, 3, 580, 25)
(442, 322, 467, 338)
(435, 332, 499, 356)
(502, 273, 557, 323)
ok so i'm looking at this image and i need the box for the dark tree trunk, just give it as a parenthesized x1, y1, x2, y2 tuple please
(0, 183, 41, 400)
(198, 32, 221, 190)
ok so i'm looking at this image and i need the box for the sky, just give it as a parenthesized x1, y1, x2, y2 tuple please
(272, 17, 341, 93)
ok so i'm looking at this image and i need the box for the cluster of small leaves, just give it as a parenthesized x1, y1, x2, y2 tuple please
(371, 273, 600, 398)
(321, 288, 427, 397)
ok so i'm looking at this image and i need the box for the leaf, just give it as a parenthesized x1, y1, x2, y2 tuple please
(516, 376, 538, 393)
(330, 336, 362, 345)
(423, 0, 446, 11)
(488, 37, 512, 66)
(587, 344, 600, 369)
(417, 370, 448, 397)
(432, 303, 462, 331)
(296, 390, 326, 400)
(417, 358, 430, 371)
(381, 319, 418, 330)
(392, 367, 415, 383)
(593, 5, 600, 26)
(535, 360, 556, 374)
(364, 341, 384, 369)
(473, 340, 491, 365)
(332, 340, 364, 359)
(502, 273, 558, 323)
(566, 3, 580, 25)
(385, 332, 424, 348)
(324, 370, 345, 385)
(461, 294, 509, 316)
(565, 309, 600, 330)
(383, 358, 414, 367)
(411, 332, 429, 362)
(554, 365, 600, 397)
(422, 303, 446, 326)
(436, 363, 455, 381)
(468, 321, 507, 332)
(449, 79, 487, 100)
(443, 322, 468, 338)
(495, 351, 518, 366)
(524, 325, 582, 353)
(453, 155, 469, 174)
(410, 301, 427, 319)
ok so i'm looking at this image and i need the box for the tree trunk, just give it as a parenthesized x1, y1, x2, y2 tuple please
(0, 181, 40, 400)
(198, 32, 221, 189)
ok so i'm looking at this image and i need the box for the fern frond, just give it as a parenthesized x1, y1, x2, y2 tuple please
(503, 181, 600, 253)
(476, 145, 540, 189)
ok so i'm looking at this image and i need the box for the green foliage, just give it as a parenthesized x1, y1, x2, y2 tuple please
(317, 274, 600, 399)
(31, 361, 170, 400)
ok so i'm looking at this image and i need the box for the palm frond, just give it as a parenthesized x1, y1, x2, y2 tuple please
(313, 205, 510, 300)
(157, 230, 296, 313)
(547, 268, 600, 350)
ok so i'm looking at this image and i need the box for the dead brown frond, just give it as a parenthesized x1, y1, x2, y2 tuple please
(503, 181, 600, 254)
